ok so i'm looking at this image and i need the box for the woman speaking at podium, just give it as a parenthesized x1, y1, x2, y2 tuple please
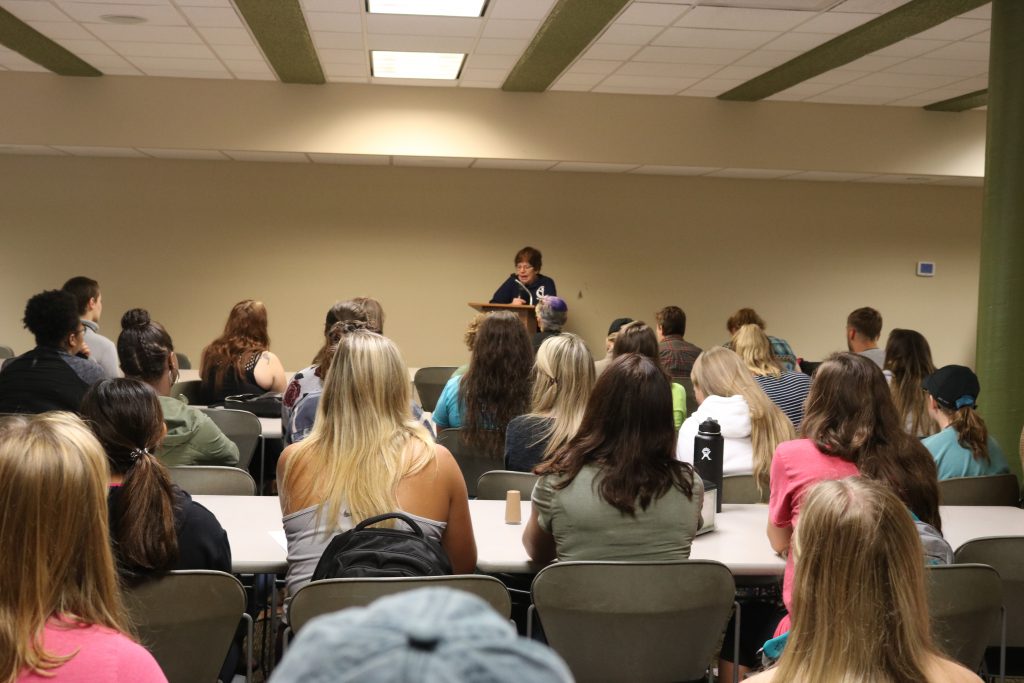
(490, 246, 557, 305)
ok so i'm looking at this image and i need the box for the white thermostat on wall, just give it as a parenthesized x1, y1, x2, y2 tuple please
(916, 261, 935, 277)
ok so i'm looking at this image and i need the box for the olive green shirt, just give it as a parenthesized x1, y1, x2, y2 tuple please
(157, 395, 240, 467)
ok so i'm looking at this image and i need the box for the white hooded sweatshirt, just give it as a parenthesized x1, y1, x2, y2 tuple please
(676, 394, 753, 477)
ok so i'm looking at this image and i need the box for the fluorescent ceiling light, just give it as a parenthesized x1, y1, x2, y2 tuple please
(366, 0, 487, 18)
(371, 51, 466, 80)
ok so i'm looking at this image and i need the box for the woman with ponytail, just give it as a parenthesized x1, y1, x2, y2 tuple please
(922, 365, 1010, 480)
(80, 379, 231, 585)
(118, 309, 238, 467)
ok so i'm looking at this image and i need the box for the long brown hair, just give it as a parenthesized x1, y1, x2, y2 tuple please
(200, 299, 271, 393)
(884, 329, 937, 438)
(776, 477, 941, 683)
(0, 413, 129, 682)
(802, 353, 941, 529)
(80, 379, 179, 582)
(311, 300, 367, 371)
(459, 312, 533, 458)
(611, 321, 660, 364)
(536, 354, 696, 514)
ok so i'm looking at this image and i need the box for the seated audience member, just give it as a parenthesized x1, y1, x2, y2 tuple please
(0, 289, 105, 414)
(80, 379, 231, 585)
(279, 330, 476, 596)
(523, 354, 702, 563)
(922, 365, 1010, 479)
(593, 317, 632, 377)
(532, 296, 568, 353)
(200, 299, 286, 405)
(0, 412, 166, 682)
(353, 296, 384, 333)
(748, 478, 981, 683)
(655, 305, 702, 382)
(272, 588, 572, 683)
(725, 308, 797, 372)
(490, 246, 556, 305)
(433, 312, 533, 458)
(677, 345, 794, 493)
(884, 328, 938, 437)
(118, 309, 238, 467)
(62, 276, 120, 379)
(505, 334, 595, 473)
(732, 324, 812, 428)
(846, 306, 885, 369)
(612, 322, 686, 428)
(453, 313, 486, 378)
(282, 300, 367, 444)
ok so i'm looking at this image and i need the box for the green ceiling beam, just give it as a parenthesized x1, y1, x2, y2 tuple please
(503, 0, 629, 92)
(233, 0, 324, 85)
(0, 7, 100, 76)
(719, 0, 990, 102)
(924, 88, 988, 111)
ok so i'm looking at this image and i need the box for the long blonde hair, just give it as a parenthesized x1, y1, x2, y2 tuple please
(775, 477, 939, 683)
(280, 330, 434, 533)
(732, 323, 782, 378)
(0, 413, 129, 683)
(529, 334, 595, 461)
(690, 346, 794, 492)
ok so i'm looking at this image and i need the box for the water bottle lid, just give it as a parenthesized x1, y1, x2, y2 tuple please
(698, 417, 721, 435)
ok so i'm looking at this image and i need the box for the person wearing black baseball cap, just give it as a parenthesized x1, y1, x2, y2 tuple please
(921, 365, 1011, 480)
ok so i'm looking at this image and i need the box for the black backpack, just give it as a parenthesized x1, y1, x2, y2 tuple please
(311, 512, 453, 580)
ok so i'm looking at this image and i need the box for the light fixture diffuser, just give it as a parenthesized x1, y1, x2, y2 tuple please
(366, 0, 487, 18)
(371, 51, 465, 80)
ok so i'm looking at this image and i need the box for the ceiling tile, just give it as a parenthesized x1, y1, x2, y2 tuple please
(593, 84, 680, 95)
(887, 57, 987, 77)
(393, 155, 473, 167)
(675, 6, 812, 31)
(317, 48, 363, 64)
(53, 39, 117, 56)
(601, 74, 698, 90)
(733, 49, 800, 67)
(548, 82, 592, 92)
(569, 59, 621, 76)
(708, 168, 800, 179)
(842, 54, 905, 71)
(323, 62, 365, 77)
(552, 161, 639, 173)
(308, 11, 364, 33)
(224, 150, 310, 162)
(822, 83, 923, 100)
(128, 56, 226, 71)
(832, 0, 910, 12)
(367, 35, 476, 52)
(459, 80, 502, 88)
(803, 68, 864, 85)
(26, 21, 95, 40)
(223, 59, 273, 74)
(211, 43, 263, 60)
(793, 11, 874, 34)
(683, 77, 744, 95)
(179, 0, 233, 6)
(480, 19, 538, 39)
(854, 71, 961, 89)
(923, 41, 989, 62)
(302, 0, 360, 11)
(137, 148, 228, 159)
(57, 3, 186, 26)
(86, 24, 203, 44)
(472, 158, 558, 170)
(554, 71, 604, 87)
(312, 31, 364, 49)
(965, 30, 989, 44)
(487, 0, 554, 21)
(179, 6, 243, 28)
(0, 1, 69, 22)
(617, 3, 689, 26)
(308, 152, 390, 164)
(767, 81, 836, 99)
(53, 145, 148, 158)
(654, 27, 778, 50)
(582, 43, 640, 60)
(600, 23, 663, 45)
(474, 37, 527, 55)
(197, 26, 254, 45)
(108, 41, 214, 58)
(465, 53, 516, 68)
(759, 31, 831, 51)
(629, 165, 719, 176)
(914, 18, 989, 42)
(614, 61, 719, 78)
(873, 38, 948, 58)
(461, 67, 506, 80)
(707, 64, 769, 80)
(633, 45, 748, 65)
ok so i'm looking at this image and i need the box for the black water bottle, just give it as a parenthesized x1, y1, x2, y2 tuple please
(694, 417, 724, 513)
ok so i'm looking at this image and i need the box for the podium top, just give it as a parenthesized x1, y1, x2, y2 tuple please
(468, 302, 536, 313)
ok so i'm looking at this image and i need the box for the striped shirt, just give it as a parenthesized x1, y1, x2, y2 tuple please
(754, 371, 812, 428)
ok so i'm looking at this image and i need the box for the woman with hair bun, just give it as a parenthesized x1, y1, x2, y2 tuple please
(80, 378, 231, 585)
(749, 478, 980, 683)
(118, 308, 238, 467)
(0, 412, 166, 682)
(200, 299, 286, 405)
(922, 365, 1010, 480)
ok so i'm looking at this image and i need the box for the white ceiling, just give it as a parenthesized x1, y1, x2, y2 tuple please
(0, 0, 992, 106)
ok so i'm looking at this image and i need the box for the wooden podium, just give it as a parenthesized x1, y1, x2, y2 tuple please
(468, 302, 538, 335)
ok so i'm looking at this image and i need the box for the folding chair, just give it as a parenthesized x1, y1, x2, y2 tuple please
(437, 428, 500, 498)
(0, 345, 14, 359)
(199, 408, 261, 470)
(927, 563, 1004, 675)
(939, 474, 1021, 507)
(721, 474, 765, 504)
(124, 570, 252, 683)
(174, 352, 192, 369)
(529, 561, 738, 682)
(168, 466, 256, 496)
(413, 366, 457, 413)
(476, 470, 539, 501)
(170, 379, 202, 405)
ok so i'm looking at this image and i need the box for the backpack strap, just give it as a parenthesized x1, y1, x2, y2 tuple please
(353, 512, 427, 538)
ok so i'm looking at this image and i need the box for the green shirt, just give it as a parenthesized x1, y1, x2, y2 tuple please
(533, 463, 703, 562)
(157, 395, 240, 467)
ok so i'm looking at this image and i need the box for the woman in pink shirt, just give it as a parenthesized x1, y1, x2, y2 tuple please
(0, 413, 166, 683)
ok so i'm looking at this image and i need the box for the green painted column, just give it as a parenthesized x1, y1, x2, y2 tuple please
(976, 0, 1024, 482)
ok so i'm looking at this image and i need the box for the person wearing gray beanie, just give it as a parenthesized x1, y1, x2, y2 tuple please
(271, 587, 573, 683)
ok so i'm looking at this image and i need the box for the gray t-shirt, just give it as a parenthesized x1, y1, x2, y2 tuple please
(82, 319, 121, 378)
(858, 346, 886, 370)
(533, 463, 703, 562)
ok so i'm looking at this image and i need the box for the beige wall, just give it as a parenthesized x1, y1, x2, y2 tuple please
(0, 155, 981, 373)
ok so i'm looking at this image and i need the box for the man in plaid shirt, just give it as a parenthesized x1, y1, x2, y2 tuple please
(655, 306, 702, 382)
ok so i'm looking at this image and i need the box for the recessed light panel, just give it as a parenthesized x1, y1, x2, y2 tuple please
(366, 0, 487, 18)
(371, 51, 466, 79)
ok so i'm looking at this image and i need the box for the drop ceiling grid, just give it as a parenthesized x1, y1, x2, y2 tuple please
(551, 0, 990, 104)
(0, 0, 276, 80)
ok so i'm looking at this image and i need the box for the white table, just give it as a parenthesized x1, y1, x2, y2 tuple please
(194, 496, 1024, 577)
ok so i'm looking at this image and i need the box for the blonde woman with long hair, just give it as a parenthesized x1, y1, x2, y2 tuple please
(749, 477, 980, 683)
(278, 330, 476, 596)
(732, 324, 812, 428)
(504, 333, 595, 472)
(676, 346, 794, 494)
(0, 413, 166, 683)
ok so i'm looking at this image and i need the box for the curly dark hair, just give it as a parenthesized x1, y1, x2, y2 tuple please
(118, 308, 175, 383)
(459, 311, 533, 458)
(23, 290, 80, 347)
